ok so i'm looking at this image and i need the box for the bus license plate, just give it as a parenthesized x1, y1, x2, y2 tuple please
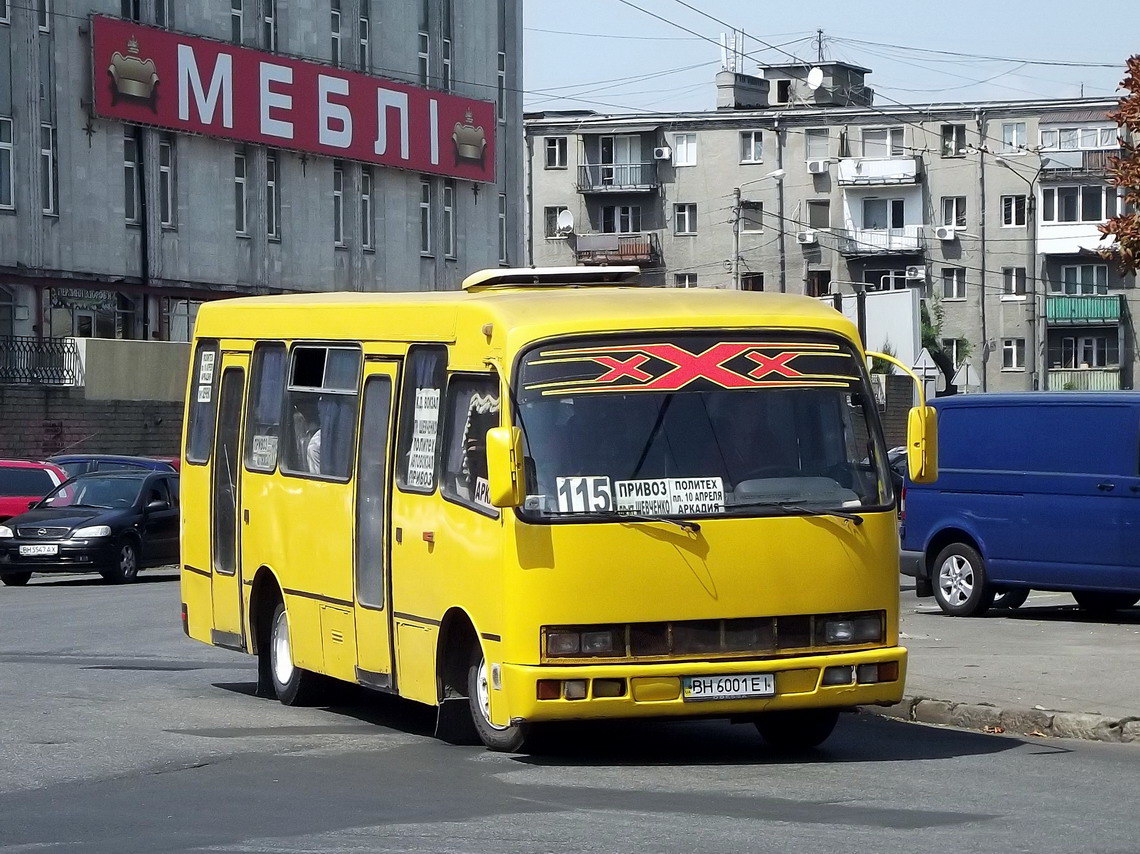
(19, 544, 58, 556)
(683, 672, 775, 702)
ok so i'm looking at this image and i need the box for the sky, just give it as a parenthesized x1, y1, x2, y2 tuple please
(522, 0, 1140, 115)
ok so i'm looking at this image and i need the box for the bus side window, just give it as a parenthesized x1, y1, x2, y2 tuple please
(186, 340, 220, 464)
(244, 342, 287, 473)
(280, 345, 361, 481)
(395, 345, 448, 493)
(440, 373, 500, 517)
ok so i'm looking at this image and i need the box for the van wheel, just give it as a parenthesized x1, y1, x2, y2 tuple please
(994, 588, 1029, 610)
(266, 602, 327, 706)
(466, 654, 531, 752)
(1, 572, 32, 587)
(754, 709, 839, 751)
(1072, 591, 1140, 616)
(932, 542, 994, 617)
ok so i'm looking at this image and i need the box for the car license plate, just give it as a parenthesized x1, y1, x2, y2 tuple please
(682, 672, 775, 702)
(18, 544, 58, 556)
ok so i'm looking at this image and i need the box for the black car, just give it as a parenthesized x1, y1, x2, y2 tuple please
(0, 471, 179, 586)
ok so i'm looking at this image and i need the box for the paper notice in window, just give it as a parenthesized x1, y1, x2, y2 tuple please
(251, 435, 278, 469)
(406, 387, 441, 488)
(196, 384, 212, 403)
(198, 350, 216, 385)
(614, 477, 724, 515)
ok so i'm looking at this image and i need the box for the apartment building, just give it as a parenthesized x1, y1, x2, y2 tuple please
(526, 63, 1135, 392)
(0, 0, 523, 348)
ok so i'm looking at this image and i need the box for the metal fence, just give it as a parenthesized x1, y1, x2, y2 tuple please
(0, 336, 81, 385)
(577, 162, 659, 191)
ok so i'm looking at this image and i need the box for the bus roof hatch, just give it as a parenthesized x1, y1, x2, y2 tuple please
(461, 266, 642, 292)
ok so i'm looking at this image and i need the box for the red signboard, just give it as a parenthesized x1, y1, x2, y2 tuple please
(90, 15, 496, 183)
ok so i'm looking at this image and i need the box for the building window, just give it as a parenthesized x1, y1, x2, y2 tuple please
(266, 151, 280, 240)
(234, 150, 248, 235)
(497, 52, 506, 124)
(862, 127, 904, 158)
(1001, 194, 1027, 227)
(361, 168, 373, 250)
(1055, 264, 1109, 295)
(155, 0, 168, 26)
(805, 128, 829, 161)
(158, 134, 174, 227)
(417, 32, 430, 85)
(1001, 267, 1026, 300)
(38, 0, 49, 32)
(358, 0, 370, 68)
(330, 0, 341, 66)
(419, 178, 432, 255)
(941, 268, 966, 300)
(941, 338, 967, 367)
(1002, 338, 1026, 370)
(807, 199, 830, 229)
(498, 193, 508, 262)
(442, 38, 453, 91)
(941, 124, 967, 157)
(1055, 335, 1116, 369)
(443, 180, 456, 258)
(675, 273, 698, 288)
(40, 124, 57, 215)
(123, 130, 141, 224)
(863, 197, 904, 230)
(741, 273, 764, 292)
(332, 164, 345, 246)
(602, 204, 640, 234)
(806, 270, 831, 297)
(673, 133, 697, 166)
(1041, 186, 1118, 224)
(674, 203, 696, 235)
(230, 0, 243, 44)
(1001, 121, 1026, 153)
(775, 79, 791, 104)
(741, 201, 763, 233)
(1040, 126, 1119, 151)
(0, 118, 14, 210)
(865, 270, 909, 292)
(121, 0, 139, 20)
(941, 196, 966, 228)
(740, 130, 763, 163)
(544, 137, 567, 169)
(543, 205, 568, 239)
(0, 1, 9, 24)
(261, 0, 276, 51)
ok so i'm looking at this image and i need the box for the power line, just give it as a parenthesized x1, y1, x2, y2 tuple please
(834, 37, 1123, 70)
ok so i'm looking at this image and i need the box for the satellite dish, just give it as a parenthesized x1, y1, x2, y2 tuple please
(556, 209, 575, 235)
(806, 67, 824, 91)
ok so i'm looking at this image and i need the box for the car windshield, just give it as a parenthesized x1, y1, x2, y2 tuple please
(514, 331, 892, 521)
(39, 476, 145, 509)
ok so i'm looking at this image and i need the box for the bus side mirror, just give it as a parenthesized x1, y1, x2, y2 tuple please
(907, 405, 939, 484)
(485, 426, 524, 508)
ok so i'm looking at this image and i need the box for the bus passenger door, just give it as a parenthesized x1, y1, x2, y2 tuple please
(353, 362, 399, 686)
(211, 357, 248, 647)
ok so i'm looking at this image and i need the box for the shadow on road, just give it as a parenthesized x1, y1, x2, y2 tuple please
(913, 604, 1140, 626)
(23, 571, 179, 588)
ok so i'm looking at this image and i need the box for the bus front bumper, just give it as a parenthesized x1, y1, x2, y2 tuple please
(496, 646, 907, 726)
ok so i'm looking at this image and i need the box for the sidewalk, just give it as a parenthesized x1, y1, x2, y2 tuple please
(877, 583, 1140, 743)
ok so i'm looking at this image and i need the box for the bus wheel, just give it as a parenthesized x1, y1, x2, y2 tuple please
(467, 655, 530, 752)
(267, 602, 326, 706)
(754, 708, 839, 751)
(994, 588, 1030, 610)
(1072, 591, 1140, 616)
(932, 542, 994, 617)
(1, 572, 32, 587)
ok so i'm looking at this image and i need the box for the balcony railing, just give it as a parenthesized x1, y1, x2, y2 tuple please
(834, 225, 924, 255)
(836, 156, 921, 185)
(574, 232, 662, 267)
(1048, 367, 1122, 391)
(0, 336, 81, 386)
(1045, 294, 1122, 325)
(577, 162, 659, 193)
(1041, 149, 1119, 179)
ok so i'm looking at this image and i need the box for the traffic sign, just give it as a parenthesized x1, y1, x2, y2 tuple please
(952, 359, 981, 390)
(912, 348, 938, 376)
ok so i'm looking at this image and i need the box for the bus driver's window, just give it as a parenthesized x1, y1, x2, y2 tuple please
(442, 375, 499, 514)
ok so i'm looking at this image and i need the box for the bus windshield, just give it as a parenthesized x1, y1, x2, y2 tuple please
(515, 331, 892, 521)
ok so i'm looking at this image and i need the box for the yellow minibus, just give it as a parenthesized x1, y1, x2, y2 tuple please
(180, 266, 936, 751)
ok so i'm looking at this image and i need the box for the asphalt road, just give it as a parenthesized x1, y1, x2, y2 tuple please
(0, 570, 1136, 854)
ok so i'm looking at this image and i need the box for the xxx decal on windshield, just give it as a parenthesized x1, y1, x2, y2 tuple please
(526, 341, 854, 395)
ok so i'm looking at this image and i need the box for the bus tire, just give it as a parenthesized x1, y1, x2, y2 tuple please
(931, 542, 994, 617)
(1072, 591, 1140, 615)
(754, 708, 839, 751)
(267, 601, 327, 706)
(467, 654, 531, 752)
(1, 572, 32, 587)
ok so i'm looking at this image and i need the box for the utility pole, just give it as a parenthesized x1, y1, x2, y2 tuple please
(732, 186, 741, 289)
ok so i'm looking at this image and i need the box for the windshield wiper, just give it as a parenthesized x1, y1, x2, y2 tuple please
(541, 509, 700, 533)
(725, 499, 864, 525)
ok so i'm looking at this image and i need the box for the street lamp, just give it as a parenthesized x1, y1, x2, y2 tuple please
(732, 169, 786, 290)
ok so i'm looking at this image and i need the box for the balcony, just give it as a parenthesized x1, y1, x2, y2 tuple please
(1041, 149, 1119, 179)
(0, 336, 81, 386)
(1048, 367, 1122, 391)
(1045, 294, 1122, 325)
(834, 226, 924, 256)
(577, 162, 659, 193)
(837, 156, 921, 186)
(574, 232, 662, 267)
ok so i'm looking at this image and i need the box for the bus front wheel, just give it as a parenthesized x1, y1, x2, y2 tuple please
(754, 708, 840, 751)
(266, 602, 326, 706)
(467, 655, 531, 752)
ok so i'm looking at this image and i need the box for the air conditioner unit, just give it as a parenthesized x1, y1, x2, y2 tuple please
(807, 159, 829, 174)
(653, 146, 672, 160)
(796, 230, 817, 245)
(935, 226, 956, 242)
(905, 265, 925, 281)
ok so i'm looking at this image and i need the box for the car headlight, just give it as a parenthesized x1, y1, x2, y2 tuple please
(0, 525, 13, 538)
(72, 525, 112, 538)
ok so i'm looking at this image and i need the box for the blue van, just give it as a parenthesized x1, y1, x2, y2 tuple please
(901, 393, 1140, 617)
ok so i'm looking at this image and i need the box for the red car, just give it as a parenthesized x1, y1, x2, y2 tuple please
(0, 460, 67, 524)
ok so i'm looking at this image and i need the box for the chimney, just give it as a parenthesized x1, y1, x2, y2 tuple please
(716, 70, 770, 111)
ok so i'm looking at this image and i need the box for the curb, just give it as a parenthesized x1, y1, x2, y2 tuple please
(868, 696, 1140, 744)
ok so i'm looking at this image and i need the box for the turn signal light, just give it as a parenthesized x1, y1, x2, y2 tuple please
(536, 679, 561, 700)
(180, 603, 189, 637)
(856, 661, 900, 684)
(822, 665, 855, 686)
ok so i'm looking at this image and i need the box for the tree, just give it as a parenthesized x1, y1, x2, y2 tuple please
(1100, 55, 1140, 273)
(920, 296, 962, 393)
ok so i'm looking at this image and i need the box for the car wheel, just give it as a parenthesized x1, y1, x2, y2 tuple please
(266, 602, 327, 706)
(1072, 591, 1140, 616)
(466, 653, 531, 752)
(993, 588, 1030, 610)
(101, 538, 140, 584)
(754, 708, 840, 752)
(1, 572, 32, 587)
(932, 542, 995, 617)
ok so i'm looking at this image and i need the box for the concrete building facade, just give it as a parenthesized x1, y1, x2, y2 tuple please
(525, 63, 1136, 393)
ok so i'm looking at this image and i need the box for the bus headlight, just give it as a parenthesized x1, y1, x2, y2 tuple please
(821, 614, 882, 644)
(546, 631, 581, 656)
(544, 626, 624, 658)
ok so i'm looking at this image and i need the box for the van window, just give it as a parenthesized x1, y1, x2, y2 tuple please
(441, 374, 500, 515)
(186, 341, 219, 464)
(396, 345, 448, 493)
(244, 342, 287, 472)
(280, 346, 361, 480)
